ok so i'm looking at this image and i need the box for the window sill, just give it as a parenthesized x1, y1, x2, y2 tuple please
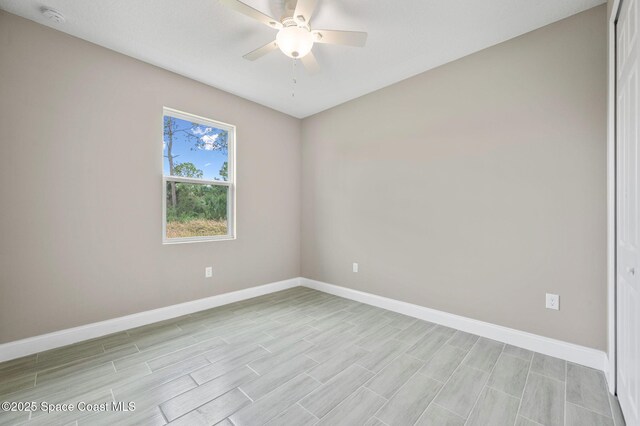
(163, 236, 236, 245)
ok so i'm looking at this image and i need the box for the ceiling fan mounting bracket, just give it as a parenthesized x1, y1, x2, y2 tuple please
(281, 17, 309, 31)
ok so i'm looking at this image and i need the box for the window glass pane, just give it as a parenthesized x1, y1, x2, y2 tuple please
(165, 182, 228, 239)
(163, 115, 229, 182)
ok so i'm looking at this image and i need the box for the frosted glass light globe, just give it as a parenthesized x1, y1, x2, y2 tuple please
(276, 26, 313, 58)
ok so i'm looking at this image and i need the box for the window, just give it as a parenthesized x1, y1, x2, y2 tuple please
(162, 108, 235, 243)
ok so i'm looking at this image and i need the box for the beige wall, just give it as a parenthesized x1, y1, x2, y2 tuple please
(1, 5, 608, 350)
(301, 6, 607, 349)
(0, 11, 301, 343)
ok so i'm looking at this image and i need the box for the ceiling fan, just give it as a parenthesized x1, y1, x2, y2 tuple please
(219, 0, 367, 72)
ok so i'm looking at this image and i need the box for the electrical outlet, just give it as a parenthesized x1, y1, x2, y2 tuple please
(353, 263, 359, 273)
(205, 267, 213, 278)
(545, 293, 559, 310)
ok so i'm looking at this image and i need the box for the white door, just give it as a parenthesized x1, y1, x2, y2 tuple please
(617, 0, 640, 423)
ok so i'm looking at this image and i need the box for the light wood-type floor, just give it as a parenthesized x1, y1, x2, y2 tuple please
(0, 287, 626, 425)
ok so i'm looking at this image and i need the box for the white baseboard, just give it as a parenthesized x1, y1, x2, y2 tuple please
(0, 278, 300, 363)
(301, 278, 608, 373)
(0, 276, 608, 377)
(605, 355, 615, 394)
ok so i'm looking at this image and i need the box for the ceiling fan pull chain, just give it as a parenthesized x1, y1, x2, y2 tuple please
(292, 58, 297, 98)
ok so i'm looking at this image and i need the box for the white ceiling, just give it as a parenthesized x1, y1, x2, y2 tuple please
(0, 0, 604, 118)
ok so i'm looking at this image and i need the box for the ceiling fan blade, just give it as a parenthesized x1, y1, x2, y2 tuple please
(301, 51, 320, 74)
(312, 30, 367, 47)
(219, 0, 282, 29)
(293, 0, 318, 25)
(243, 40, 279, 61)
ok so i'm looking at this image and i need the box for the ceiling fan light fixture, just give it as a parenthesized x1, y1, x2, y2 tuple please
(276, 26, 313, 58)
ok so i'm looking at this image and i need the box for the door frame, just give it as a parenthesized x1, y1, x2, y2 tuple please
(607, 0, 621, 395)
(604, 0, 622, 394)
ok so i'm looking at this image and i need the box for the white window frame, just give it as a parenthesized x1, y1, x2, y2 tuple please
(162, 107, 236, 244)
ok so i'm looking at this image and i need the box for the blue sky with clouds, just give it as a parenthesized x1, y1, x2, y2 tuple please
(163, 116, 228, 181)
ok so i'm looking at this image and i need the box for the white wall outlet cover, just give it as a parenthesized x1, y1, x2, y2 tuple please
(205, 267, 213, 278)
(545, 293, 559, 310)
(352, 263, 359, 273)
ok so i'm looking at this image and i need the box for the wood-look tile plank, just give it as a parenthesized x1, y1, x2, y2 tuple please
(487, 353, 530, 397)
(146, 338, 226, 371)
(609, 393, 626, 426)
(383, 312, 417, 330)
(36, 341, 105, 366)
(350, 316, 393, 336)
(566, 362, 612, 417)
(356, 339, 410, 373)
(466, 387, 520, 426)
(300, 365, 373, 418)
(376, 373, 442, 426)
(307, 310, 353, 330)
(27, 389, 114, 425)
(503, 345, 533, 361)
(305, 322, 354, 345)
(230, 374, 321, 426)
(168, 388, 250, 426)
(365, 354, 423, 398)
(190, 318, 257, 342)
(415, 403, 465, 426)
(0, 372, 35, 396)
(565, 402, 614, 426)
(270, 312, 316, 329)
(406, 331, 452, 361)
(431, 325, 457, 339)
(306, 301, 355, 320)
(530, 353, 566, 382)
(264, 404, 317, 426)
(394, 321, 436, 345)
(261, 326, 315, 353)
(0, 354, 37, 376)
(364, 417, 387, 426)
(132, 324, 188, 351)
(85, 331, 134, 351)
(28, 363, 150, 408)
(82, 406, 167, 426)
(191, 346, 269, 385)
(305, 332, 358, 362)
(354, 325, 401, 351)
(223, 324, 279, 345)
(514, 416, 542, 426)
(307, 345, 369, 383)
(20, 363, 117, 403)
(113, 335, 197, 371)
(519, 372, 565, 426)
(248, 339, 314, 374)
(127, 373, 198, 408)
(462, 338, 503, 372)
(433, 365, 489, 419)
(113, 357, 205, 400)
(316, 387, 386, 426)
(347, 307, 388, 325)
(447, 331, 479, 351)
(0, 409, 30, 426)
(419, 345, 467, 383)
(205, 340, 270, 365)
(240, 354, 317, 400)
(35, 344, 139, 385)
(160, 366, 257, 422)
